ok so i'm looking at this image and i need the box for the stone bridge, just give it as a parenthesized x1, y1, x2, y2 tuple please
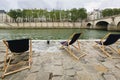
(85, 15, 120, 31)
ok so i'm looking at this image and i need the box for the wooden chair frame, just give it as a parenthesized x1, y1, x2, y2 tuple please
(94, 33, 120, 58)
(61, 33, 86, 60)
(1, 39, 32, 78)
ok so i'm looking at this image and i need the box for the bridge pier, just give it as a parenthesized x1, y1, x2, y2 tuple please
(107, 22, 117, 31)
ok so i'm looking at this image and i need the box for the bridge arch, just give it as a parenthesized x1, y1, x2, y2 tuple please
(117, 22, 120, 30)
(95, 21, 109, 30)
(86, 23, 92, 28)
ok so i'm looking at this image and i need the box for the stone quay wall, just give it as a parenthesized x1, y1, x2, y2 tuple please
(0, 22, 87, 29)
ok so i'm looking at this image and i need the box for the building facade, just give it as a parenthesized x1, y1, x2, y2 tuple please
(0, 10, 12, 22)
(87, 9, 103, 20)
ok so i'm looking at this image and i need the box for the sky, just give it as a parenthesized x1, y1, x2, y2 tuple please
(0, 0, 120, 12)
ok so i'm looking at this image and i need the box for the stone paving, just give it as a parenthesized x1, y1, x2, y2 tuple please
(0, 40, 120, 80)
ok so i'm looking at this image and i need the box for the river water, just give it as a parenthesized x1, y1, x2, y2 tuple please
(0, 28, 120, 40)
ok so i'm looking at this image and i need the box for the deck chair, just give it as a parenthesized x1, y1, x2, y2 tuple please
(94, 33, 120, 58)
(1, 39, 32, 78)
(60, 33, 86, 60)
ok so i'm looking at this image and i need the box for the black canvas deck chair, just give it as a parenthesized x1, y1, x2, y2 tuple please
(2, 39, 32, 78)
(60, 33, 86, 60)
(94, 33, 120, 58)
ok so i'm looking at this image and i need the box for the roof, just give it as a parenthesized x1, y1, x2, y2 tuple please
(0, 10, 6, 13)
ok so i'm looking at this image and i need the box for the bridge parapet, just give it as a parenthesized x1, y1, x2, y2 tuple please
(85, 15, 120, 31)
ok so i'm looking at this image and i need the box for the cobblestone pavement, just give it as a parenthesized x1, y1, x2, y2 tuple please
(0, 40, 120, 80)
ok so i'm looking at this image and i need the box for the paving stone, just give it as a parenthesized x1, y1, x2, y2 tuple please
(111, 68, 120, 79)
(25, 73, 37, 80)
(30, 65, 40, 73)
(43, 64, 54, 72)
(96, 56, 106, 62)
(0, 71, 3, 79)
(103, 74, 116, 80)
(36, 71, 50, 80)
(9, 70, 29, 80)
(63, 76, 76, 80)
(0, 54, 4, 62)
(0, 63, 3, 71)
(64, 69, 75, 76)
(63, 62, 74, 70)
(53, 52, 63, 56)
(94, 64, 108, 73)
(52, 66, 63, 76)
(102, 62, 115, 69)
(32, 57, 41, 66)
(90, 73, 105, 80)
(83, 64, 98, 73)
(115, 63, 120, 69)
(53, 60, 62, 66)
(73, 62, 84, 71)
(76, 71, 94, 80)
(52, 76, 63, 80)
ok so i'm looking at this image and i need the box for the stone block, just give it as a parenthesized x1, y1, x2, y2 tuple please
(52, 76, 63, 80)
(64, 69, 75, 76)
(76, 71, 93, 80)
(63, 62, 74, 70)
(53, 60, 62, 66)
(30, 66, 40, 73)
(64, 76, 78, 80)
(52, 66, 63, 76)
(25, 73, 37, 80)
(102, 62, 115, 69)
(103, 74, 116, 80)
(36, 71, 50, 80)
(115, 63, 120, 69)
(43, 64, 54, 72)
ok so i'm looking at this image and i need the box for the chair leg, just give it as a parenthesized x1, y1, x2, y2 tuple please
(64, 46, 86, 60)
(77, 41, 81, 50)
(118, 49, 120, 55)
(99, 46, 112, 58)
(2, 66, 30, 78)
(72, 45, 80, 50)
(2, 54, 31, 78)
(65, 48, 79, 60)
(109, 46, 120, 55)
(78, 53, 86, 59)
(2, 54, 13, 78)
(94, 42, 112, 58)
(29, 40, 32, 69)
(3, 48, 9, 71)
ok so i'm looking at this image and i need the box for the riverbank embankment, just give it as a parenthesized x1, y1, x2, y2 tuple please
(0, 40, 120, 80)
(0, 22, 87, 29)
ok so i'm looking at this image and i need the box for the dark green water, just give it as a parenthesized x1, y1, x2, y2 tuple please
(0, 28, 120, 40)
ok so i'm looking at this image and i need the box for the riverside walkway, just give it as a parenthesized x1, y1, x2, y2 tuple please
(0, 40, 120, 80)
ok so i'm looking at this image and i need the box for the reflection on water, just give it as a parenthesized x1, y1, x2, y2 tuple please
(0, 28, 120, 40)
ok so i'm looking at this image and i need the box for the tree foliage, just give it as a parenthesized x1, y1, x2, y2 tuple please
(102, 8, 120, 17)
(8, 9, 22, 22)
(7, 8, 87, 22)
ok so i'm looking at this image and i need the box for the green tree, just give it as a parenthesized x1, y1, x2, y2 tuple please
(70, 8, 78, 22)
(7, 8, 88, 23)
(70, 8, 87, 22)
(102, 8, 113, 17)
(78, 8, 87, 20)
(102, 8, 120, 17)
(8, 9, 18, 22)
(112, 8, 120, 15)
